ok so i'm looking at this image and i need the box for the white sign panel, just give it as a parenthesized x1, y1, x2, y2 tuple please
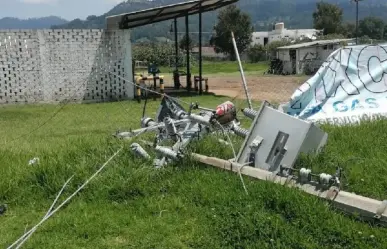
(284, 44, 387, 125)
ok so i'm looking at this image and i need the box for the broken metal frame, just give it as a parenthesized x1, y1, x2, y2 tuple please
(108, 8, 387, 225)
(116, 96, 242, 167)
(114, 95, 387, 224)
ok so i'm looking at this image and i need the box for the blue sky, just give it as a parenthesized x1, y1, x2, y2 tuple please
(0, 0, 123, 20)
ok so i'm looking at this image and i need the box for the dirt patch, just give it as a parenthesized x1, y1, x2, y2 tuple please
(160, 73, 309, 103)
(208, 75, 309, 103)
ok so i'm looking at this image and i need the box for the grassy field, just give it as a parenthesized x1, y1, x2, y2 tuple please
(1, 95, 387, 249)
(149, 61, 269, 75)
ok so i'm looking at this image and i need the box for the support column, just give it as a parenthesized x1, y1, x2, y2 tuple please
(185, 14, 191, 91)
(199, 5, 203, 95)
(356, 0, 359, 45)
(173, 18, 180, 89)
(174, 18, 178, 71)
(123, 30, 134, 99)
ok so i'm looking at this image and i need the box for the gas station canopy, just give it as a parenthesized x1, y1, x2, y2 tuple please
(106, 0, 238, 30)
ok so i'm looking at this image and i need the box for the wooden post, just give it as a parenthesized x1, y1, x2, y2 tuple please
(160, 76, 164, 94)
(135, 76, 142, 103)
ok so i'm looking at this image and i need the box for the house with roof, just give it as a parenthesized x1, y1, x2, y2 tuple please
(276, 39, 355, 75)
(252, 22, 320, 46)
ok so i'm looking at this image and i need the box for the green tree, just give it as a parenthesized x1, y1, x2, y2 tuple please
(312, 2, 343, 35)
(265, 40, 291, 59)
(358, 35, 372, 45)
(86, 15, 98, 21)
(179, 34, 193, 51)
(210, 4, 253, 60)
(265, 40, 291, 52)
(341, 23, 356, 38)
(247, 44, 267, 62)
(316, 33, 346, 40)
(358, 17, 385, 40)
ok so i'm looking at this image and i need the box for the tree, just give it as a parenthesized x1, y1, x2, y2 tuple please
(358, 35, 372, 45)
(341, 23, 356, 38)
(86, 15, 98, 21)
(265, 40, 291, 52)
(313, 2, 343, 35)
(358, 17, 385, 40)
(210, 5, 253, 60)
(265, 40, 291, 59)
(316, 33, 346, 40)
(247, 44, 267, 62)
(179, 34, 193, 51)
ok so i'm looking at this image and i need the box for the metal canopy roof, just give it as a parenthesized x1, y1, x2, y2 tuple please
(106, 0, 238, 30)
(277, 39, 353, 50)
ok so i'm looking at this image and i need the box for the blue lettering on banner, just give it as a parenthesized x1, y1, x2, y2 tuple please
(351, 99, 364, 110)
(333, 101, 348, 112)
(365, 98, 379, 108)
(333, 98, 383, 112)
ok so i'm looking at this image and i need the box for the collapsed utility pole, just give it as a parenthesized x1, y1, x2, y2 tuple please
(116, 95, 387, 225)
(191, 153, 387, 224)
(231, 31, 253, 109)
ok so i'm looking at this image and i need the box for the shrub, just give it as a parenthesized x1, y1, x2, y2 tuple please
(132, 43, 174, 67)
(247, 44, 267, 62)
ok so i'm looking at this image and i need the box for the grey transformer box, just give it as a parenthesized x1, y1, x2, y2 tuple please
(236, 101, 328, 173)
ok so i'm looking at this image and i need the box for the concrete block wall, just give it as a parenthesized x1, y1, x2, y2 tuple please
(0, 29, 133, 104)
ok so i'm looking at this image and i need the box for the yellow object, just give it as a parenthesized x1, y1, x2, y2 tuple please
(135, 76, 142, 85)
(136, 88, 141, 97)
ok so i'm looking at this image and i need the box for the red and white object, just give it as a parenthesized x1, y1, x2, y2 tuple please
(215, 101, 236, 124)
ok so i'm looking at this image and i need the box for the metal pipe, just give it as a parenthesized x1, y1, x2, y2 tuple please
(185, 14, 191, 91)
(199, 3, 203, 95)
(356, 0, 359, 45)
(174, 18, 178, 71)
(116, 119, 191, 139)
(231, 32, 252, 109)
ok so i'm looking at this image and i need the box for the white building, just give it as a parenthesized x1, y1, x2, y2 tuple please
(252, 22, 320, 46)
(276, 39, 353, 75)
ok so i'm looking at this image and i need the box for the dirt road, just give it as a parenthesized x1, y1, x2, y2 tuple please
(207, 74, 309, 102)
(160, 73, 309, 103)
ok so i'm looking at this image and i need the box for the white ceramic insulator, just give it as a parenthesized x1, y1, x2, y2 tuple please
(155, 146, 178, 160)
(299, 168, 311, 182)
(319, 173, 333, 185)
(130, 143, 151, 159)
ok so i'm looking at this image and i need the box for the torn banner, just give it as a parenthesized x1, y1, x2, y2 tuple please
(284, 44, 387, 125)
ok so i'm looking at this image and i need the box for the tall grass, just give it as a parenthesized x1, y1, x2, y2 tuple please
(0, 96, 386, 248)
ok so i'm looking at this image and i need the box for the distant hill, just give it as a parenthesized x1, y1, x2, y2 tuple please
(0, 16, 68, 29)
(51, 0, 387, 42)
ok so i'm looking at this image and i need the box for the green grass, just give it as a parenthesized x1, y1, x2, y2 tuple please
(156, 61, 269, 75)
(1, 96, 387, 249)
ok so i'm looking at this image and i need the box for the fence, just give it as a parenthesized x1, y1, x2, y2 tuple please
(0, 29, 133, 105)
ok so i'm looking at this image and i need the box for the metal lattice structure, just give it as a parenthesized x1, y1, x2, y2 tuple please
(0, 29, 133, 104)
